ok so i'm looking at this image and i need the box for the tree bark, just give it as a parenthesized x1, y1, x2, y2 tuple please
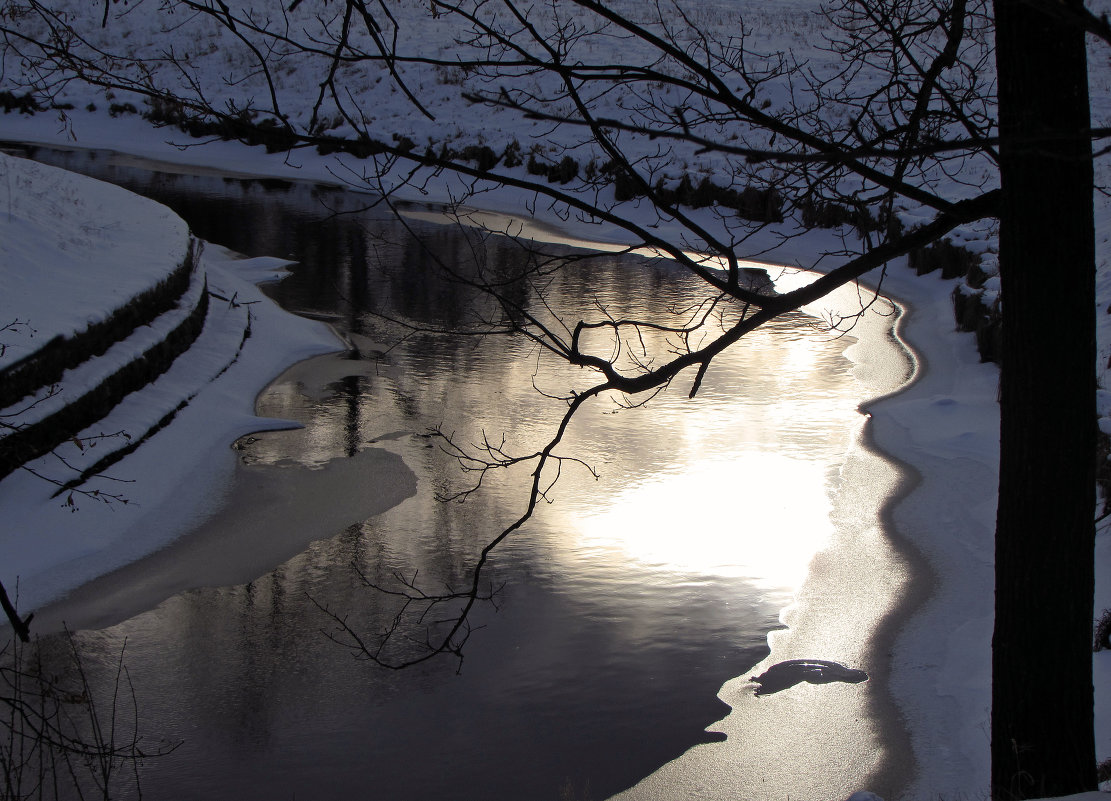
(992, 2, 1097, 798)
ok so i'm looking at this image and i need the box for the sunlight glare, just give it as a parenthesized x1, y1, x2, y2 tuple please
(573, 453, 832, 595)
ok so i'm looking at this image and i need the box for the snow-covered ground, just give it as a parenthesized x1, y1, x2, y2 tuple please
(1, 1, 1109, 799)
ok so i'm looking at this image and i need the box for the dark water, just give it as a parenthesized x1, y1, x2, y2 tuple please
(7, 144, 869, 801)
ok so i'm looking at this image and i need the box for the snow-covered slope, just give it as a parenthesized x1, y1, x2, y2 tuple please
(0, 153, 191, 370)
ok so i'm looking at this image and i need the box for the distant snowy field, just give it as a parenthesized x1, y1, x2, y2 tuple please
(1, 1, 1110, 800)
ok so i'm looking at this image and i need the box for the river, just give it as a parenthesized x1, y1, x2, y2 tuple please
(8, 144, 919, 801)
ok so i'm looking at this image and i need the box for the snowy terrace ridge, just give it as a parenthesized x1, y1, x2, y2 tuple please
(0, 153, 219, 485)
(0, 268, 208, 483)
(0, 245, 198, 410)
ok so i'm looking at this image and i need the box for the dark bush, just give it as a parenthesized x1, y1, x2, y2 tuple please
(653, 177, 677, 206)
(610, 166, 643, 201)
(502, 140, 523, 168)
(143, 96, 189, 126)
(801, 199, 856, 228)
(735, 186, 783, 222)
(315, 136, 345, 156)
(526, 153, 549, 177)
(460, 144, 498, 171)
(256, 118, 298, 153)
(313, 134, 388, 158)
(910, 238, 981, 279)
(551, 155, 579, 184)
(952, 286, 989, 333)
(798, 198, 893, 234)
(949, 285, 1003, 363)
(108, 102, 138, 117)
(650, 175, 783, 222)
(0, 91, 40, 114)
(965, 260, 997, 289)
(346, 136, 387, 158)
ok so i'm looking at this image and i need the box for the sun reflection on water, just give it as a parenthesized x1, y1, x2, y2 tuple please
(571, 452, 831, 598)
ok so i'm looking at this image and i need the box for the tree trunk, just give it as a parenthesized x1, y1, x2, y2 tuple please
(991, 2, 1097, 799)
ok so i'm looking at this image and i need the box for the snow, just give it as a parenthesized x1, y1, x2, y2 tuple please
(842, 264, 1002, 797)
(1, 1, 1110, 800)
(0, 153, 190, 369)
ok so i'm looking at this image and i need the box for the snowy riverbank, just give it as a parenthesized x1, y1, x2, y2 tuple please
(0, 149, 411, 610)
